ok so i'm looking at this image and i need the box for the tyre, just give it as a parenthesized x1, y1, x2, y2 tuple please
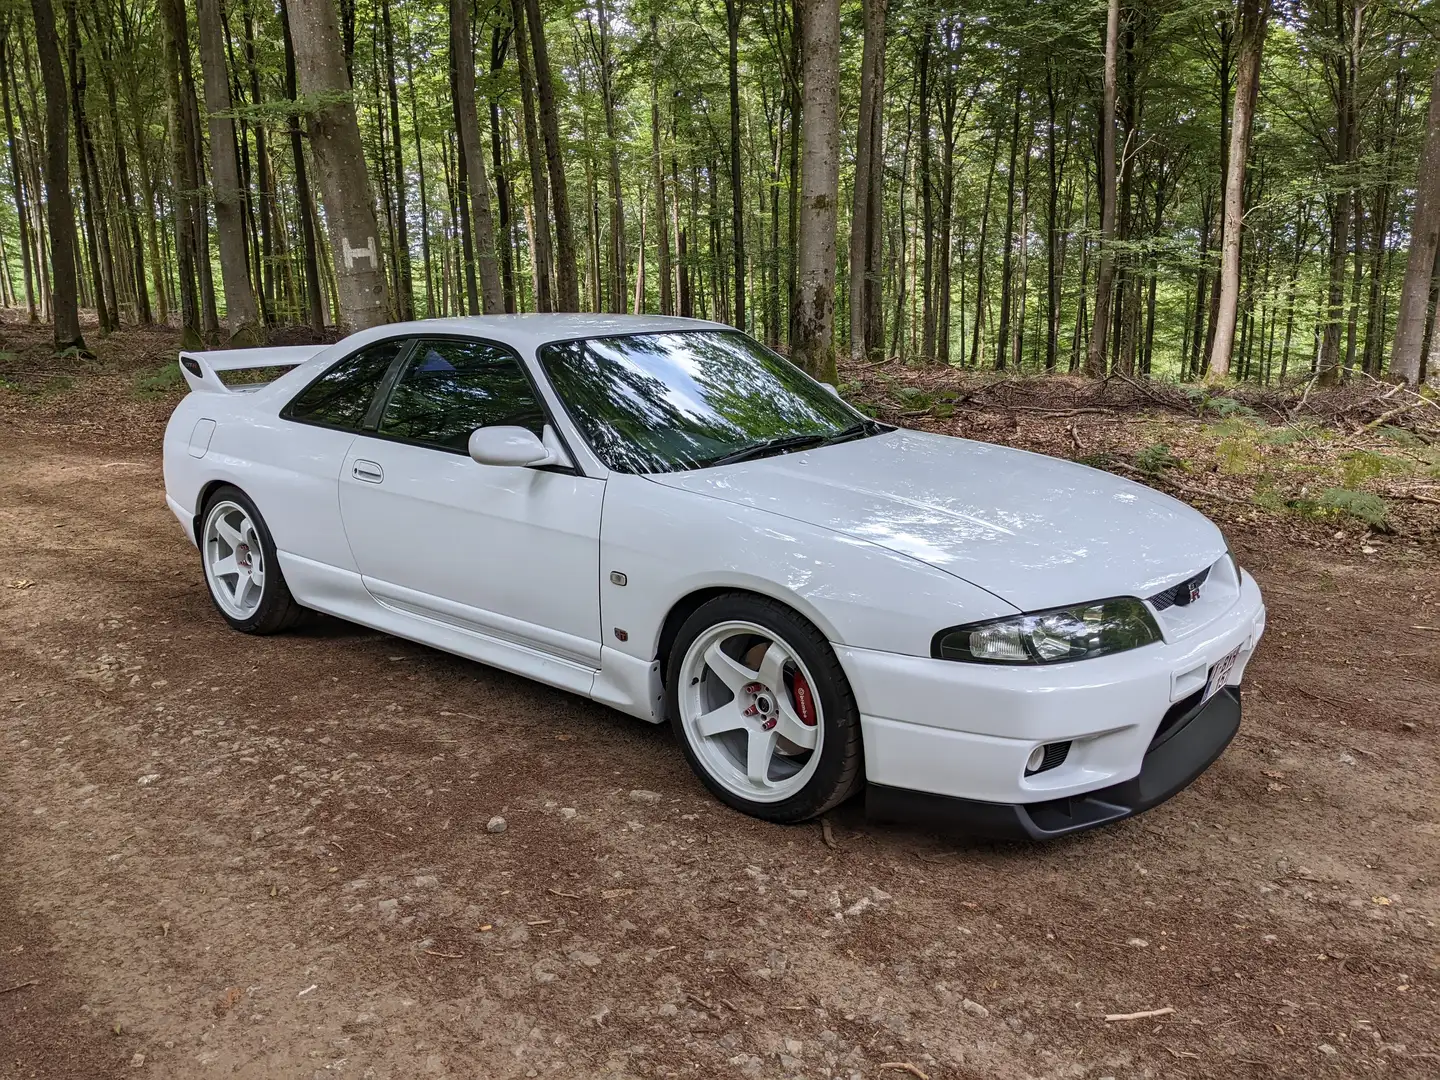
(667, 593, 864, 823)
(199, 485, 303, 634)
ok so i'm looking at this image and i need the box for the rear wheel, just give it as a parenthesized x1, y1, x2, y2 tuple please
(200, 486, 303, 634)
(667, 594, 864, 823)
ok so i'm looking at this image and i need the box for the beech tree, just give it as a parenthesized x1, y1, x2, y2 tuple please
(29, 0, 83, 352)
(1390, 61, 1440, 385)
(287, 0, 390, 330)
(1206, 0, 1272, 381)
(0, 0, 1435, 382)
(196, 0, 262, 343)
(793, 0, 840, 382)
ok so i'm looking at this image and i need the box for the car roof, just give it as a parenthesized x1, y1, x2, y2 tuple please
(359, 313, 730, 352)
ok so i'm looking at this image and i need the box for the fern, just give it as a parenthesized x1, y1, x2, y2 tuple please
(1317, 487, 1389, 529)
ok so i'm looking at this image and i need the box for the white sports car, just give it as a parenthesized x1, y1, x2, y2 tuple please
(164, 315, 1265, 838)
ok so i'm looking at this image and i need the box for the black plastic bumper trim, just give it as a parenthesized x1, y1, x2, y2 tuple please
(865, 686, 1241, 840)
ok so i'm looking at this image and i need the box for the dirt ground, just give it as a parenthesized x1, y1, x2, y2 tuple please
(1, 324, 1438, 1079)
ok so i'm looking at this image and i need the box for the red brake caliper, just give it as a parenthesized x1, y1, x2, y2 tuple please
(790, 670, 817, 727)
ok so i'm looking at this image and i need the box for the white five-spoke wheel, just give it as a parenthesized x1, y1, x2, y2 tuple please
(204, 500, 266, 620)
(199, 486, 303, 635)
(678, 620, 825, 803)
(668, 595, 864, 822)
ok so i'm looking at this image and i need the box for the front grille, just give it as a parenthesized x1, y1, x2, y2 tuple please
(1148, 565, 1210, 611)
(1026, 740, 1071, 775)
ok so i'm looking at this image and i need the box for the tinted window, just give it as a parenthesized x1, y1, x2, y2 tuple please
(378, 339, 545, 451)
(539, 331, 861, 473)
(283, 339, 407, 429)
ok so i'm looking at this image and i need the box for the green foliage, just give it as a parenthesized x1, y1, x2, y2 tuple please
(894, 386, 934, 410)
(1261, 422, 1320, 445)
(1316, 488, 1390, 529)
(1216, 438, 1260, 474)
(1187, 388, 1258, 420)
(133, 361, 186, 399)
(1338, 450, 1404, 488)
(1134, 443, 1183, 475)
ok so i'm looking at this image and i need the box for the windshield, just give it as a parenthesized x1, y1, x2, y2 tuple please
(538, 330, 866, 474)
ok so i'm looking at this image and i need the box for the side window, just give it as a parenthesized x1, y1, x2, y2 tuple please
(377, 339, 545, 451)
(282, 339, 407, 430)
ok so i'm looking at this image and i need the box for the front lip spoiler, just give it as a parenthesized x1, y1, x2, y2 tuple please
(865, 686, 1242, 841)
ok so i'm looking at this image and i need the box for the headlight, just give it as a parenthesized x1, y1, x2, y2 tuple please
(932, 597, 1162, 665)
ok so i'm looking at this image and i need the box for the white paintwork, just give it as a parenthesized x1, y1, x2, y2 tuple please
(468, 425, 556, 468)
(163, 314, 1266, 814)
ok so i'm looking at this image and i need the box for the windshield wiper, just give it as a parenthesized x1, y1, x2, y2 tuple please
(823, 418, 886, 444)
(705, 432, 833, 466)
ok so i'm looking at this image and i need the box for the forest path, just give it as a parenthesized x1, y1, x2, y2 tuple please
(0, 429, 1436, 1080)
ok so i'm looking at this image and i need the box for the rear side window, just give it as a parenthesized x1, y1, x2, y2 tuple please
(377, 339, 545, 451)
(282, 339, 408, 430)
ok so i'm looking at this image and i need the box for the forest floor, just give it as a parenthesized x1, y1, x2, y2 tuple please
(1, 316, 1437, 1080)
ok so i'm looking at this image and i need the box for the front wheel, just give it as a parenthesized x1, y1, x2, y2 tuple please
(667, 594, 864, 823)
(200, 485, 303, 634)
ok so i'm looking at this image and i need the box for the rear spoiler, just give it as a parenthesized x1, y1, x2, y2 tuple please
(178, 344, 330, 394)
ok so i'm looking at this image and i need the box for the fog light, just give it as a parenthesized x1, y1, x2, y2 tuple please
(1025, 741, 1072, 776)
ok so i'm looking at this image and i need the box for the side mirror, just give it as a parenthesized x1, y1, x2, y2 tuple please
(467, 426, 556, 468)
(822, 382, 842, 398)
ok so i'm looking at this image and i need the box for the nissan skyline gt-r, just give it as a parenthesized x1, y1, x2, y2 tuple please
(163, 314, 1266, 838)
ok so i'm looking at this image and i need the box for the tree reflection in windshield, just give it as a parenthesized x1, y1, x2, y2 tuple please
(539, 330, 861, 473)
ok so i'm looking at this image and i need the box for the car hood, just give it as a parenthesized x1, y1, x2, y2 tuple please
(648, 429, 1226, 612)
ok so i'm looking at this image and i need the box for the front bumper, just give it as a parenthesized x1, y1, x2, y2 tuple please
(866, 686, 1241, 839)
(837, 567, 1265, 837)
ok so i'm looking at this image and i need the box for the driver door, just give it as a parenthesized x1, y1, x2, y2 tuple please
(337, 337, 604, 667)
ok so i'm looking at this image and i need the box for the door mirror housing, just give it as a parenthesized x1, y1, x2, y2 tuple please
(468, 426, 557, 468)
(821, 382, 842, 398)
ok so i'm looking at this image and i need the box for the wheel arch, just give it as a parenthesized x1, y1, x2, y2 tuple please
(192, 478, 243, 541)
(655, 583, 840, 686)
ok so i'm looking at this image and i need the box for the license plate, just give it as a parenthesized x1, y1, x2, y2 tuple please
(1202, 643, 1244, 703)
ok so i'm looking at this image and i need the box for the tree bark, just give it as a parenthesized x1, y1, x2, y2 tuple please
(650, 9, 671, 315)
(30, 0, 85, 351)
(996, 79, 1022, 370)
(523, 0, 578, 310)
(450, 0, 503, 313)
(197, 0, 262, 342)
(847, 0, 885, 359)
(510, 0, 552, 311)
(288, 0, 390, 330)
(725, 0, 745, 329)
(380, 0, 413, 318)
(1205, 0, 1270, 381)
(0, 30, 35, 321)
(1390, 61, 1440, 385)
(1086, 0, 1120, 377)
(793, 0, 839, 381)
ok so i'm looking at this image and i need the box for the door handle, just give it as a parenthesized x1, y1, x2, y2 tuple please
(352, 460, 384, 483)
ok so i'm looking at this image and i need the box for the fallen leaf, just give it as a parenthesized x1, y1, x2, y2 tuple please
(1372, 896, 1392, 906)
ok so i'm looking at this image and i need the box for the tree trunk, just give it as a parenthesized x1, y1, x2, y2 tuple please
(917, 29, 935, 361)
(29, 0, 85, 351)
(288, 0, 390, 330)
(793, 0, 839, 381)
(523, 0, 578, 310)
(1206, 0, 1271, 381)
(490, 29, 516, 313)
(197, 0, 262, 342)
(511, 0, 553, 312)
(848, 0, 885, 359)
(450, 0, 503, 313)
(0, 31, 35, 321)
(996, 79, 1021, 370)
(725, 0, 745, 329)
(279, 0, 325, 330)
(650, 10, 671, 315)
(380, 0, 413, 318)
(1086, 0, 1120, 377)
(1390, 61, 1440, 384)
(67, 8, 115, 335)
